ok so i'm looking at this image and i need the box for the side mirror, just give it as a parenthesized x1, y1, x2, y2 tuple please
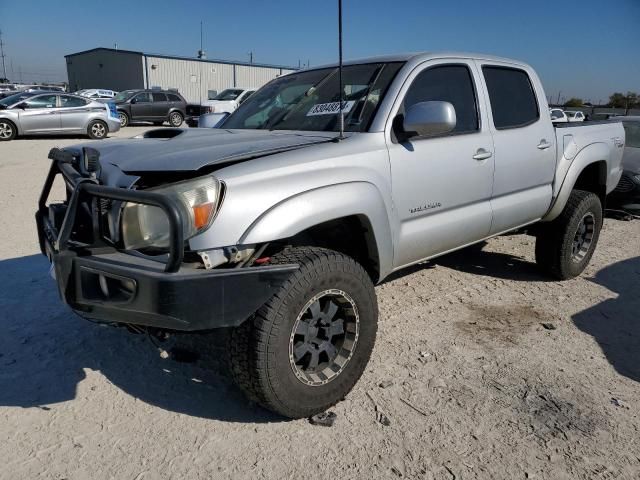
(130, 98, 137, 104)
(401, 101, 456, 138)
(15, 103, 27, 109)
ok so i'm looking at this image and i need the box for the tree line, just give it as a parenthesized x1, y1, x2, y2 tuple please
(563, 92, 639, 111)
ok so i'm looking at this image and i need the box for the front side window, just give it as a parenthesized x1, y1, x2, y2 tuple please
(402, 64, 479, 134)
(222, 62, 403, 132)
(114, 90, 137, 102)
(59, 95, 88, 107)
(482, 66, 539, 129)
(134, 92, 152, 103)
(623, 122, 640, 148)
(25, 95, 57, 109)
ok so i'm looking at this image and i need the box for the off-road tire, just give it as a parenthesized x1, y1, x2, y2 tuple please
(228, 247, 378, 418)
(0, 119, 17, 141)
(535, 189, 603, 279)
(87, 120, 108, 139)
(118, 111, 129, 127)
(169, 111, 183, 127)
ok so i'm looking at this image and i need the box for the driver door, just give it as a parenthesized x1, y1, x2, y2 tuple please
(130, 92, 153, 120)
(386, 60, 495, 269)
(18, 94, 60, 133)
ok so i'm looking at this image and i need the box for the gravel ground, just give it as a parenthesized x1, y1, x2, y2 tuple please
(1, 127, 639, 480)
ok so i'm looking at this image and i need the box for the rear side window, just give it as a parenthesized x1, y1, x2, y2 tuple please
(482, 66, 539, 129)
(167, 93, 182, 102)
(59, 95, 88, 107)
(403, 65, 479, 134)
(152, 92, 167, 102)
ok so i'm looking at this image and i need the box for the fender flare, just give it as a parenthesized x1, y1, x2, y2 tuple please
(240, 182, 394, 281)
(543, 142, 609, 222)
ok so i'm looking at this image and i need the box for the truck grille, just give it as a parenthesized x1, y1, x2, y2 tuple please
(614, 174, 635, 193)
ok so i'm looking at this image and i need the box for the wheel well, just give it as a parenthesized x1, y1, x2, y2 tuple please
(574, 161, 607, 205)
(0, 117, 18, 132)
(286, 215, 380, 282)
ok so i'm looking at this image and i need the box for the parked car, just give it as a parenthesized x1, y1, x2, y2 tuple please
(550, 108, 568, 122)
(113, 89, 186, 127)
(75, 89, 118, 99)
(186, 88, 255, 127)
(607, 116, 640, 207)
(0, 91, 120, 141)
(36, 52, 624, 418)
(565, 110, 586, 122)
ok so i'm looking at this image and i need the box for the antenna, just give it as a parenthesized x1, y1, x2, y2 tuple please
(337, 0, 344, 140)
(0, 30, 7, 81)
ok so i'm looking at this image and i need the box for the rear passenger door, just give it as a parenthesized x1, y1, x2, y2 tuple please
(151, 92, 169, 119)
(58, 95, 91, 132)
(387, 60, 495, 268)
(478, 63, 556, 234)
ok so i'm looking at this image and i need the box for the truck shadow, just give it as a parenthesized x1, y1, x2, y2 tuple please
(0, 254, 282, 423)
(572, 256, 640, 383)
(383, 241, 550, 284)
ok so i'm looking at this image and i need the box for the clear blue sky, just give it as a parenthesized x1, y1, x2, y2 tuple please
(1, 0, 638, 102)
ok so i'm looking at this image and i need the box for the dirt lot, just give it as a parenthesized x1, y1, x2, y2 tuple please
(0, 128, 639, 480)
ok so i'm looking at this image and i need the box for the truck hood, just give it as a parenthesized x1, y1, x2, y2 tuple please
(74, 128, 339, 173)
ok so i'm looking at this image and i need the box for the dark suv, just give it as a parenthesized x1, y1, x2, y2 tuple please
(113, 89, 187, 127)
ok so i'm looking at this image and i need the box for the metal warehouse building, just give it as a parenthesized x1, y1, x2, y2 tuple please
(65, 47, 297, 103)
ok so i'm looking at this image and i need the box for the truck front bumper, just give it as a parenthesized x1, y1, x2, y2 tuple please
(42, 246, 296, 331)
(36, 150, 297, 331)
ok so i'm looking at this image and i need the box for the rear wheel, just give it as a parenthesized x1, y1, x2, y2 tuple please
(169, 111, 183, 127)
(228, 247, 378, 418)
(118, 111, 129, 127)
(0, 119, 17, 141)
(535, 189, 603, 279)
(87, 120, 108, 139)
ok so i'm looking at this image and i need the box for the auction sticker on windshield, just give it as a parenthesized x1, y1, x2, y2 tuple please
(306, 101, 355, 116)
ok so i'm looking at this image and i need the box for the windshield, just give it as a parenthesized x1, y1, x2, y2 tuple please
(221, 62, 404, 132)
(0, 91, 38, 107)
(566, 112, 576, 117)
(214, 89, 244, 101)
(113, 90, 138, 102)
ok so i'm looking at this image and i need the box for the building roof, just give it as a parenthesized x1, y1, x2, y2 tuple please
(65, 47, 298, 71)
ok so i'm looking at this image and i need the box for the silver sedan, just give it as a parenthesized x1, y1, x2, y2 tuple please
(0, 91, 121, 141)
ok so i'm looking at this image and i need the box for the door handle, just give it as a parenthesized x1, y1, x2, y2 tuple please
(537, 140, 552, 150)
(472, 149, 493, 161)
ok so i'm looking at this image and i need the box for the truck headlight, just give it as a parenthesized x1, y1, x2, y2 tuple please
(121, 176, 221, 250)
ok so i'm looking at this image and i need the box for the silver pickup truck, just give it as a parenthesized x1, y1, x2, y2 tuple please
(37, 52, 624, 418)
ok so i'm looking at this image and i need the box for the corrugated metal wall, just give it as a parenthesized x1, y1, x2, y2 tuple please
(235, 65, 295, 89)
(145, 56, 295, 103)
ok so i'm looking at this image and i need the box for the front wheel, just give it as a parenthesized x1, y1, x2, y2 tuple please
(228, 247, 378, 418)
(0, 119, 17, 141)
(168, 111, 183, 127)
(535, 189, 603, 279)
(118, 111, 129, 127)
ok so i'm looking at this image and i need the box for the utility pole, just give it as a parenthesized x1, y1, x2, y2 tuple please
(248, 51, 253, 64)
(0, 30, 7, 81)
(556, 91, 562, 105)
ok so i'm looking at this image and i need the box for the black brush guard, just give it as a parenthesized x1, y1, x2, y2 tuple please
(35, 154, 297, 331)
